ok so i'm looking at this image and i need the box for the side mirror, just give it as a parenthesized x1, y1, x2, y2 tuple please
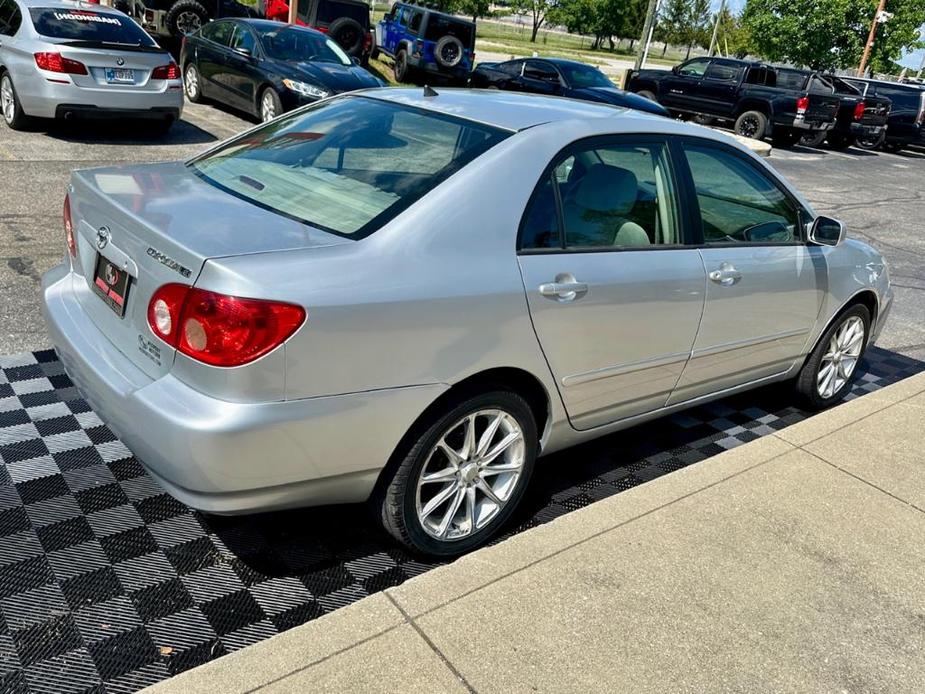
(808, 216, 845, 246)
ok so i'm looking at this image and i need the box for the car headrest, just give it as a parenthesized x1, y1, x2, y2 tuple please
(572, 165, 638, 216)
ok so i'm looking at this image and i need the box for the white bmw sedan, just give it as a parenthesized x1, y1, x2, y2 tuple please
(42, 89, 892, 556)
(0, 0, 182, 132)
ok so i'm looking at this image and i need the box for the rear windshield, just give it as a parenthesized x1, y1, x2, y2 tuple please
(190, 96, 509, 238)
(315, 1, 368, 26)
(29, 8, 156, 45)
(424, 15, 473, 46)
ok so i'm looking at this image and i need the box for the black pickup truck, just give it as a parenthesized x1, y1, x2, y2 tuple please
(625, 57, 840, 147)
(843, 77, 925, 154)
(776, 69, 891, 150)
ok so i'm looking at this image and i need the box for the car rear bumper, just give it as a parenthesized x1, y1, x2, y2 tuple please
(41, 262, 447, 514)
(791, 116, 833, 130)
(850, 122, 885, 137)
(17, 77, 184, 120)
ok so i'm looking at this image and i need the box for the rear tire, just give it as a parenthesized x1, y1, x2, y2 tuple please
(376, 389, 537, 557)
(795, 304, 870, 410)
(855, 130, 885, 150)
(0, 72, 30, 131)
(184, 63, 203, 103)
(800, 130, 827, 148)
(734, 110, 767, 140)
(826, 132, 855, 150)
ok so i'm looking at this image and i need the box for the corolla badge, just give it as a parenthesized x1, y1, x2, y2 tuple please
(96, 226, 111, 250)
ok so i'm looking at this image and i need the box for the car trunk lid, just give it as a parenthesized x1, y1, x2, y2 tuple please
(67, 161, 349, 380)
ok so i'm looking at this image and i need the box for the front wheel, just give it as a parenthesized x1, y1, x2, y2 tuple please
(394, 49, 411, 83)
(377, 390, 537, 556)
(259, 87, 282, 122)
(795, 305, 870, 410)
(636, 89, 656, 101)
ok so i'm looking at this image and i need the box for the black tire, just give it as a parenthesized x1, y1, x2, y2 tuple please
(327, 17, 365, 56)
(795, 304, 870, 410)
(434, 35, 464, 68)
(826, 132, 855, 150)
(855, 130, 885, 150)
(166, 0, 208, 37)
(377, 389, 538, 556)
(881, 141, 905, 154)
(637, 89, 656, 101)
(183, 62, 204, 103)
(258, 86, 283, 122)
(734, 110, 768, 140)
(0, 71, 30, 131)
(772, 127, 802, 148)
(394, 49, 412, 83)
(800, 130, 827, 148)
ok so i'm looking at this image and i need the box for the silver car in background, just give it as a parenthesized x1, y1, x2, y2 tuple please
(42, 90, 892, 556)
(0, 0, 182, 132)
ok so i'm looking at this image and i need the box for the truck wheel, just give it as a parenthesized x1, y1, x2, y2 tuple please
(855, 130, 885, 150)
(734, 110, 767, 140)
(637, 89, 656, 101)
(800, 130, 827, 148)
(771, 127, 801, 148)
(434, 35, 464, 68)
(881, 141, 905, 154)
(166, 0, 208, 37)
(825, 132, 855, 150)
(394, 49, 412, 83)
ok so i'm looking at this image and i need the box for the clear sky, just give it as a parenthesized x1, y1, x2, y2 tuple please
(714, 0, 923, 71)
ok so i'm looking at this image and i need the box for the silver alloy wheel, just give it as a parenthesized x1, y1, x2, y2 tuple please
(1, 76, 15, 125)
(415, 409, 525, 541)
(184, 65, 199, 99)
(261, 91, 277, 122)
(175, 11, 201, 35)
(817, 315, 865, 399)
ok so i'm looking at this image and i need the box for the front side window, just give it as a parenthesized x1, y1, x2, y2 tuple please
(408, 10, 422, 32)
(521, 140, 681, 250)
(28, 7, 156, 45)
(684, 143, 802, 244)
(500, 60, 523, 77)
(230, 25, 256, 54)
(190, 96, 509, 238)
(678, 58, 710, 77)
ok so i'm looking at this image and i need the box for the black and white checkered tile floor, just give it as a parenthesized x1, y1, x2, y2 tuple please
(0, 347, 921, 693)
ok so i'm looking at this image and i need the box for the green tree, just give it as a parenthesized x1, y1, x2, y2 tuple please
(512, 0, 559, 41)
(656, 0, 694, 57)
(741, 0, 925, 73)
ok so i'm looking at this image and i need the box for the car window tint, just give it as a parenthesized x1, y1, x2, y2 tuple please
(520, 175, 559, 249)
(524, 60, 558, 82)
(191, 96, 508, 238)
(500, 60, 523, 77)
(408, 11, 422, 32)
(684, 143, 801, 244)
(0, 0, 21, 36)
(678, 58, 709, 77)
(775, 70, 806, 91)
(203, 20, 234, 46)
(704, 63, 742, 82)
(231, 25, 256, 53)
(423, 16, 473, 46)
(28, 7, 156, 44)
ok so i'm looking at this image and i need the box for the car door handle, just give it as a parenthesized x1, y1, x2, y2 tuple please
(539, 275, 588, 302)
(709, 264, 742, 286)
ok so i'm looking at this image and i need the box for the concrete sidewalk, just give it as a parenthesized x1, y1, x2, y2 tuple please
(145, 373, 925, 694)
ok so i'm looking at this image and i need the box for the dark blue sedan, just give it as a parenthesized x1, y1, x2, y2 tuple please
(469, 57, 669, 117)
(180, 19, 384, 122)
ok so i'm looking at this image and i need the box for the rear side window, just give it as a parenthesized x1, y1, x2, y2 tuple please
(876, 85, 918, 111)
(704, 63, 742, 82)
(201, 20, 234, 46)
(775, 70, 807, 91)
(0, 0, 23, 36)
(190, 96, 509, 238)
(28, 8, 155, 45)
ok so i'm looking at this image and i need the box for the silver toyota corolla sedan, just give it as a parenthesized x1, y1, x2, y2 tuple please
(0, 0, 182, 132)
(42, 90, 892, 556)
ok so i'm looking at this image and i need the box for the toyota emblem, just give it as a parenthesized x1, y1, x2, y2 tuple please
(96, 227, 111, 250)
(116, 57, 125, 66)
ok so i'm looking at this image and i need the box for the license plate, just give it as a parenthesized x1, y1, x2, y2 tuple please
(105, 68, 134, 84)
(92, 254, 131, 318)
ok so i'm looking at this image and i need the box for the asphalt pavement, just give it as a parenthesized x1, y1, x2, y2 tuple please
(0, 102, 923, 361)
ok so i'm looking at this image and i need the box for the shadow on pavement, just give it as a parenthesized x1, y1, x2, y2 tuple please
(37, 117, 218, 146)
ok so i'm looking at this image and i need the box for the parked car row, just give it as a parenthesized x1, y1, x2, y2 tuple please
(625, 57, 925, 154)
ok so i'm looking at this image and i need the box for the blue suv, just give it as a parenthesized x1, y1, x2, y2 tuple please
(374, 3, 475, 84)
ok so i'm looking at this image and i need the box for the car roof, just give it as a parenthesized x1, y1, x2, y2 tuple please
(363, 88, 666, 131)
(13, 0, 122, 9)
(395, 2, 474, 22)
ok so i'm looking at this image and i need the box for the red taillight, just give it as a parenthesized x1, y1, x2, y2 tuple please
(796, 95, 809, 114)
(152, 62, 180, 80)
(34, 52, 88, 75)
(63, 194, 76, 258)
(853, 101, 866, 121)
(147, 284, 306, 367)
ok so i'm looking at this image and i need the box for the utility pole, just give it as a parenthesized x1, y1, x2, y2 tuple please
(288, 0, 298, 25)
(708, 0, 726, 57)
(634, 0, 660, 71)
(919, 50, 925, 79)
(857, 0, 889, 77)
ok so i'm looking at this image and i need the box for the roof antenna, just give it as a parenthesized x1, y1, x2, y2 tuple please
(423, 84, 439, 98)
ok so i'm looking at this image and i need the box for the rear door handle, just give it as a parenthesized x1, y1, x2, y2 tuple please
(539, 273, 588, 302)
(709, 263, 742, 286)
